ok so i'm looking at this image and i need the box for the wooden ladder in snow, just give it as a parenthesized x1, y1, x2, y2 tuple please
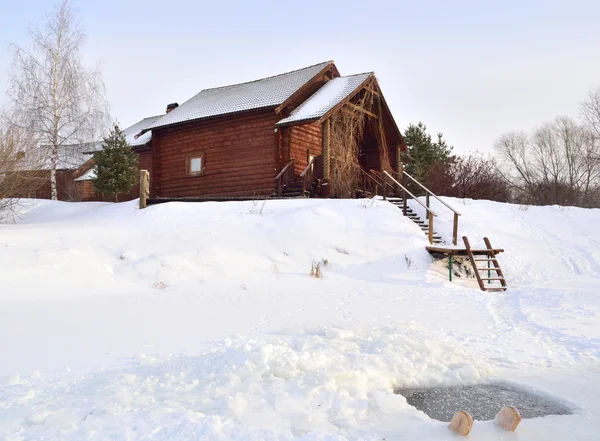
(463, 236, 508, 292)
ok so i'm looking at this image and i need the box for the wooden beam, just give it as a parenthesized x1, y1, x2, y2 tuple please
(365, 87, 380, 96)
(345, 102, 377, 118)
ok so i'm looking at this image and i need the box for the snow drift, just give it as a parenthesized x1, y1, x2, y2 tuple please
(0, 197, 599, 440)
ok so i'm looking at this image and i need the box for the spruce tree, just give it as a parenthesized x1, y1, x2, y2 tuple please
(402, 122, 454, 192)
(93, 124, 138, 202)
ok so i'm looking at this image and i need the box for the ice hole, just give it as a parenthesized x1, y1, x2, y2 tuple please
(395, 383, 572, 422)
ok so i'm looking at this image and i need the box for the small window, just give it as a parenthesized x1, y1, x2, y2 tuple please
(186, 152, 205, 176)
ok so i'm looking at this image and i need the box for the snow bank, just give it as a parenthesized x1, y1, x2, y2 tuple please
(0, 323, 495, 440)
(1, 197, 599, 440)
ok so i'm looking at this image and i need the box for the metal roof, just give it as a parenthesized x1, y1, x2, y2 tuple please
(146, 61, 333, 131)
(276, 73, 372, 126)
(123, 115, 162, 147)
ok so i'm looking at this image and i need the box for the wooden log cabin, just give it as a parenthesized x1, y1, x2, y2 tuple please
(137, 61, 408, 201)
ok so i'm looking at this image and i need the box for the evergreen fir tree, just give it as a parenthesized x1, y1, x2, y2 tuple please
(402, 122, 454, 192)
(92, 124, 138, 202)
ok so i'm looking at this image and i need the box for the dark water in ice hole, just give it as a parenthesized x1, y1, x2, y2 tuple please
(395, 384, 572, 422)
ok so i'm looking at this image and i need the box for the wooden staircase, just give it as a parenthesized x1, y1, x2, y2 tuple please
(463, 236, 508, 292)
(279, 177, 306, 198)
(387, 197, 443, 244)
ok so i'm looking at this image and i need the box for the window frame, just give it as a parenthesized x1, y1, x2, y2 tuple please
(186, 151, 205, 177)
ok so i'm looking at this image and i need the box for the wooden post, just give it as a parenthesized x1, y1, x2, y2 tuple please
(139, 169, 149, 209)
(449, 410, 473, 436)
(428, 211, 433, 244)
(426, 193, 430, 209)
(322, 119, 331, 181)
(452, 213, 459, 246)
(382, 173, 387, 200)
(402, 172, 407, 214)
(495, 406, 521, 431)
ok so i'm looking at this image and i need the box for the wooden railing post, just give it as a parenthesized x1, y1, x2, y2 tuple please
(383, 173, 387, 200)
(426, 193, 430, 209)
(453, 213, 459, 246)
(139, 169, 149, 209)
(428, 211, 434, 244)
(402, 172, 407, 212)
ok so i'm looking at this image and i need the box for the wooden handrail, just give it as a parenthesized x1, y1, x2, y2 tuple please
(402, 171, 461, 216)
(299, 156, 316, 177)
(383, 171, 437, 216)
(359, 167, 381, 196)
(369, 169, 394, 190)
(275, 160, 294, 197)
(300, 157, 317, 196)
(402, 170, 461, 245)
(275, 160, 294, 180)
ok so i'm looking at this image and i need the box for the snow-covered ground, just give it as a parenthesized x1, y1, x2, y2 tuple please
(0, 197, 599, 440)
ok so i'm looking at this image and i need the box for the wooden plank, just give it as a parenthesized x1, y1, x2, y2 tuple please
(449, 410, 474, 436)
(425, 245, 504, 255)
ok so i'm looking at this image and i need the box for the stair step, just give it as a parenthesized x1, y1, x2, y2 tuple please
(477, 267, 500, 271)
(473, 258, 497, 262)
(484, 287, 508, 291)
(480, 277, 505, 281)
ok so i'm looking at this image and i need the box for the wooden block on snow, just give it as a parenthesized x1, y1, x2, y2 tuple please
(494, 406, 521, 431)
(449, 410, 474, 436)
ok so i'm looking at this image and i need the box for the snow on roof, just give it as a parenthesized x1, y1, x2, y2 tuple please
(74, 167, 96, 182)
(276, 73, 372, 126)
(123, 115, 161, 147)
(146, 61, 333, 131)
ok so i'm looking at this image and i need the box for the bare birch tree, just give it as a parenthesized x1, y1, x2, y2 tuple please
(6, 0, 109, 200)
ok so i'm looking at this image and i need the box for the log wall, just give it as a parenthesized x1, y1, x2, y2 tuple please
(151, 110, 280, 198)
(288, 122, 323, 176)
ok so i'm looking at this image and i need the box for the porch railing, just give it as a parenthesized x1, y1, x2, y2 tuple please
(300, 156, 317, 195)
(275, 160, 294, 197)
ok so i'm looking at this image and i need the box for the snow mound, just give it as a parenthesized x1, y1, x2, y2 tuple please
(0, 323, 492, 440)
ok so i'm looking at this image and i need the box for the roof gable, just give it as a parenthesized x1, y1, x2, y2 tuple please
(146, 61, 335, 131)
(276, 73, 373, 127)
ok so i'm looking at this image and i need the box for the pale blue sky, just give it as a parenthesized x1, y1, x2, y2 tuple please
(1, 0, 599, 153)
